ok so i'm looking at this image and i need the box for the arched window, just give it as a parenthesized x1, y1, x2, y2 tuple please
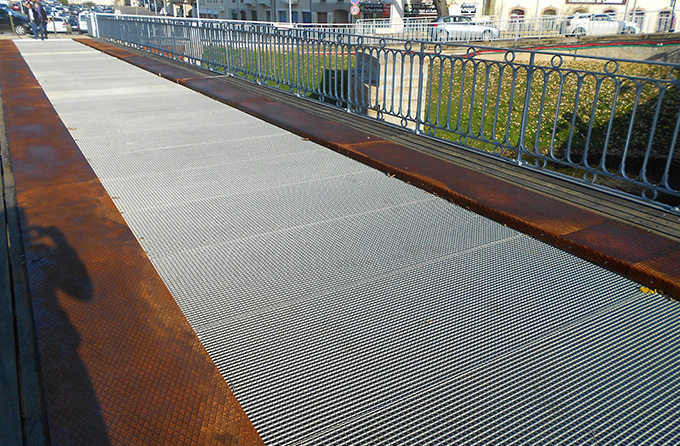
(541, 8, 558, 33)
(510, 8, 525, 33)
(658, 10, 671, 32)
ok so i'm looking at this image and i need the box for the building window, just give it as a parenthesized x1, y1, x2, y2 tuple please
(658, 10, 671, 32)
(266, 10, 271, 21)
(510, 8, 525, 32)
(541, 8, 557, 32)
(629, 9, 645, 29)
(302, 12, 311, 23)
(317, 12, 328, 23)
(291, 11, 298, 23)
(279, 10, 287, 22)
(251, 10, 257, 21)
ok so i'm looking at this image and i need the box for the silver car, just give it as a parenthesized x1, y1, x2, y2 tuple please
(562, 13, 639, 37)
(430, 15, 500, 42)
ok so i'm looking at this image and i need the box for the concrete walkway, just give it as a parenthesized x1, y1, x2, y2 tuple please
(2, 38, 680, 445)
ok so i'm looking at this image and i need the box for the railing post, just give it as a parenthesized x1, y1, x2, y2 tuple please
(414, 41, 426, 134)
(518, 51, 536, 164)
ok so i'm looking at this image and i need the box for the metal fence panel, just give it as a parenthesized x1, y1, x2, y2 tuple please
(93, 14, 680, 213)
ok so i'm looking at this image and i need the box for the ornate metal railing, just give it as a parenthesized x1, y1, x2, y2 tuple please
(92, 14, 680, 212)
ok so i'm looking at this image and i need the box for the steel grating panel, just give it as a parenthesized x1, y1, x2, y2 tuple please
(297, 292, 680, 445)
(15, 40, 680, 445)
(63, 99, 262, 139)
(152, 199, 526, 329)
(100, 147, 372, 211)
(84, 132, 308, 180)
(195, 236, 642, 445)
(68, 112, 281, 155)
(123, 170, 438, 258)
(49, 87, 223, 116)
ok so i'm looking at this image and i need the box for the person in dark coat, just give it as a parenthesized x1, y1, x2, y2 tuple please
(31, 0, 47, 39)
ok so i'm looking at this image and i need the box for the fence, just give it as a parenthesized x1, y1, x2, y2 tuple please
(342, 10, 677, 42)
(92, 14, 680, 212)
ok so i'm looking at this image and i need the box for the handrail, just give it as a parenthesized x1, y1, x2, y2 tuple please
(92, 14, 680, 213)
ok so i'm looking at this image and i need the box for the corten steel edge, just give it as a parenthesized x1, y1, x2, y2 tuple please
(77, 38, 680, 301)
(0, 40, 265, 446)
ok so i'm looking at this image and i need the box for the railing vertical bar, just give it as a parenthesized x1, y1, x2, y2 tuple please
(518, 52, 536, 162)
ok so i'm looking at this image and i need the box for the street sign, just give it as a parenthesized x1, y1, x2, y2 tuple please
(460, 4, 476, 14)
(350, 4, 360, 16)
(350, 0, 360, 4)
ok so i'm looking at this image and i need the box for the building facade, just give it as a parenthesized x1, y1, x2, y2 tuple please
(194, 0, 677, 31)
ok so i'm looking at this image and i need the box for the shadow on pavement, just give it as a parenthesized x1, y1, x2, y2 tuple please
(21, 208, 111, 445)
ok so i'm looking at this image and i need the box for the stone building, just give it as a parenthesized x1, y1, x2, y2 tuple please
(192, 0, 676, 34)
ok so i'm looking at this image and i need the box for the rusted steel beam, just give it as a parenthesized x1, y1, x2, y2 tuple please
(75, 38, 680, 301)
(0, 39, 264, 446)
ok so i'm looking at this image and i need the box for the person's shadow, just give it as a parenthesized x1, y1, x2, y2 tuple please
(22, 212, 111, 445)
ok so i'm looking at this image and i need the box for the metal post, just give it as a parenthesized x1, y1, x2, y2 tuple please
(414, 41, 425, 134)
(518, 51, 535, 162)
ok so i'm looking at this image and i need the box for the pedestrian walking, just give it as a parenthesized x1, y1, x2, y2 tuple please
(31, 0, 47, 40)
(25, 1, 39, 38)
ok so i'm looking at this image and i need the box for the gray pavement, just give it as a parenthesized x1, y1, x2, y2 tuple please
(13, 38, 680, 445)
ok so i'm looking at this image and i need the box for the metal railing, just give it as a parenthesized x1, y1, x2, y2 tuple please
(93, 14, 680, 212)
(331, 10, 678, 42)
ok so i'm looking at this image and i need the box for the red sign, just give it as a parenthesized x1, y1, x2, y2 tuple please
(350, 4, 361, 16)
(383, 3, 391, 17)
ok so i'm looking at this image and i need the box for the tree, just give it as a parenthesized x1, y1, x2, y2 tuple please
(432, 0, 449, 17)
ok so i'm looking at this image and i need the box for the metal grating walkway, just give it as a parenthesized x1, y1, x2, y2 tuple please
(14, 39, 680, 445)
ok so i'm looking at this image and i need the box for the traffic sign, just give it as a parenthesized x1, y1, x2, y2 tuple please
(350, 0, 359, 4)
(350, 4, 360, 16)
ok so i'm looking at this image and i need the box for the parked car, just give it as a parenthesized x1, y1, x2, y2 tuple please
(0, 7, 30, 35)
(78, 11, 89, 33)
(562, 13, 639, 37)
(430, 15, 500, 42)
(46, 16, 70, 33)
(66, 14, 78, 31)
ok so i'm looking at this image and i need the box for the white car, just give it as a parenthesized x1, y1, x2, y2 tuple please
(47, 16, 71, 33)
(430, 15, 500, 42)
(563, 13, 639, 37)
(78, 12, 89, 33)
